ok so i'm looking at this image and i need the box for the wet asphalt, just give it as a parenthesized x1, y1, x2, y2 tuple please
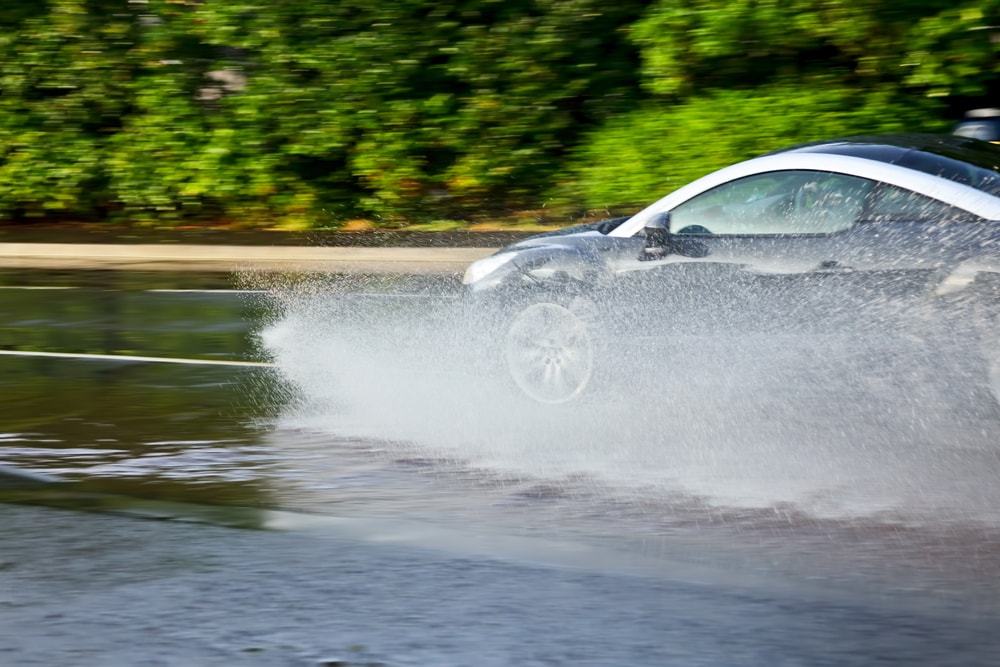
(3, 502, 999, 667)
(3, 228, 1000, 665)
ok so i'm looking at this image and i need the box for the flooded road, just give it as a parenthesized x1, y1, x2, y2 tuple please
(2, 268, 1000, 665)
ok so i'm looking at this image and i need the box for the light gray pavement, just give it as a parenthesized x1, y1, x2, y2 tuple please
(0, 242, 498, 274)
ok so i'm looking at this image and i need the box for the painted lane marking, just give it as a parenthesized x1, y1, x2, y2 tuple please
(146, 289, 269, 294)
(0, 350, 274, 367)
(0, 286, 79, 290)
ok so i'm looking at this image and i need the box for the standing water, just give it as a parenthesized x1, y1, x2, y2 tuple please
(2, 267, 1000, 665)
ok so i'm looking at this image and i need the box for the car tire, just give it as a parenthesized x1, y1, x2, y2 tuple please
(970, 291, 1000, 409)
(983, 313, 1000, 408)
(503, 296, 601, 404)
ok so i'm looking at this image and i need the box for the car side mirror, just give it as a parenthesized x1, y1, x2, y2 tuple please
(640, 212, 672, 261)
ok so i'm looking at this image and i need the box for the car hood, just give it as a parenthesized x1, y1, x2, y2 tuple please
(501, 217, 630, 252)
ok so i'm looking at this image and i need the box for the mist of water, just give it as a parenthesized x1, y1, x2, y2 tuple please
(253, 273, 1000, 527)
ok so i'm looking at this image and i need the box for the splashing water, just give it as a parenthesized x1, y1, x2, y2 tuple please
(253, 273, 1000, 528)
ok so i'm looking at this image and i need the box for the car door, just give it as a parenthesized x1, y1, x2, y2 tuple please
(601, 169, 981, 337)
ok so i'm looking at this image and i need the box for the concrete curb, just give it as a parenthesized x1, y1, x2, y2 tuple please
(0, 243, 498, 274)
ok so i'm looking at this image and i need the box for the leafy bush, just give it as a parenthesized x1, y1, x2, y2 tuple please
(0, 0, 992, 227)
(564, 83, 946, 213)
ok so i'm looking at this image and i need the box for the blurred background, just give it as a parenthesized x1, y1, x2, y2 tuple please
(1, 0, 996, 231)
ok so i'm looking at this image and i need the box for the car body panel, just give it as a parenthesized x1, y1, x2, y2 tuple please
(462, 134, 1000, 403)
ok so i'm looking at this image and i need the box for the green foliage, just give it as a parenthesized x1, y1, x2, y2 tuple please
(902, 1, 1000, 98)
(0, 0, 996, 227)
(0, 0, 137, 219)
(106, 0, 647, 225)
(561, 0, 995, 213)
(565, 83, 946, 212)
(631, 0, 962, 96)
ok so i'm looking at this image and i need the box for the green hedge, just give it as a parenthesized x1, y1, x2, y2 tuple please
(564, 82, 947, 214)
(0, 0, 995, 228)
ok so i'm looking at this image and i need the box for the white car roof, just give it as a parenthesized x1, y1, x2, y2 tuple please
(610, 151, 1000, 238)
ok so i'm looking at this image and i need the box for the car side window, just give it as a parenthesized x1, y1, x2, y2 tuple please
(669, 171, 873, 236)
(860, 184, 984, 223)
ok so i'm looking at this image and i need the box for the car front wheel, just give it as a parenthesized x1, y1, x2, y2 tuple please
(503, 299, 596, 404)
(971, 295, 1000, 410)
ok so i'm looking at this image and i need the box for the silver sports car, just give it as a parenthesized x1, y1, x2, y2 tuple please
(463, 134, 1000, 404)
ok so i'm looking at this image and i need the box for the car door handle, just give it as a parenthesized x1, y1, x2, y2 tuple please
(817, 260, 854, 272)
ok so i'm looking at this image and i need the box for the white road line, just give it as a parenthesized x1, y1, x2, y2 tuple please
(146, 289, 268, 294)
(318, 292, 460, 299)
(0, 286, 252, 293)
(0, 350, 274, 367)
(0, 286, 79, 290)
(1, 287, 455, 297)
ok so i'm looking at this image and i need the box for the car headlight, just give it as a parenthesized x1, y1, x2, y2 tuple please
(462, 252, 518, 285)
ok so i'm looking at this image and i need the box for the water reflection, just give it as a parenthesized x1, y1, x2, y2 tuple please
(0, 270, 264, 362)
(0, 270, 278, 510)
(0, 358, 276, 506)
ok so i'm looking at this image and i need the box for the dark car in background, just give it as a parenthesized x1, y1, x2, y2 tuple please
(953, 109, 1000, 144)
(463, 134, 1000, 404)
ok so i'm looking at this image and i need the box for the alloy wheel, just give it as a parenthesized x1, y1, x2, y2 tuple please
(504, 302, 594, 404)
